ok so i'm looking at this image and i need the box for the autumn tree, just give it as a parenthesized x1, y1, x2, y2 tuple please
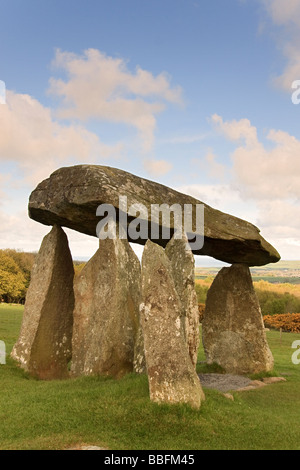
(0, 251, 27, 302)
(4, 249, 36, 288)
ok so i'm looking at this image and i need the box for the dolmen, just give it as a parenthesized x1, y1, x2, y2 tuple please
(11, 165, 280, 409)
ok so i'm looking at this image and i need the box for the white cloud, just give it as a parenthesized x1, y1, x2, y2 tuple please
(0, 50, 183, 187)
(210, 114, 258, 147)
(48, 48, 183, 152)
(0, 176, 7, 201)
(210, 114, 300, 200)
(262, 0, 300, 90)
(0, 204, 101, 259)
(0, 208, 48, 251)
(262, 0, 300, 26)
(143, 159, 173, 177)
(0, 90, 122, 185)
(63, 228, 101, 260)
(209, 113, 300, 259)
(191, 150, 227, 182)
(273, 43, 300, 91)
(257, 230, 300, 260)
(0, 204, 144, 261)
(256, 199, 300, 232)
(176, 183, 259, 225)
(0, 80, 5, 104)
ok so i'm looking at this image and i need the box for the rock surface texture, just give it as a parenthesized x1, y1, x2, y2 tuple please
(71, 236, 142, 378)
(11, 225, 74, 379)
(28, 164, 280, 266)
(165, 234, 200, 368)
(202, 264, 274, 375)
(140, 240, 205, 409)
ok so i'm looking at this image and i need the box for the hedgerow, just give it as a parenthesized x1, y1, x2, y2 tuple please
(263, 313, 300, 333)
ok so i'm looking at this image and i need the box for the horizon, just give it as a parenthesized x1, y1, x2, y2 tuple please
(1, 244, 299, 269)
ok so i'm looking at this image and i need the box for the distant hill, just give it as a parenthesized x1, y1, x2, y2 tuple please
(251, 260, 300, 272)
(195, 260, 300, 284)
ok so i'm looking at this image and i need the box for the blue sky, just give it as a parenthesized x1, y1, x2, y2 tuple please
(0, 0, 299, 263)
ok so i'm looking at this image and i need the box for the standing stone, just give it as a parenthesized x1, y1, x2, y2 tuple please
(165, 234, 200, 369)
(71, 236, 142, 378)
(202, 264, 274, 375)
(140, 240, 205, 409)
(11, 225, 74, 379)
(133, 320, 147, 375)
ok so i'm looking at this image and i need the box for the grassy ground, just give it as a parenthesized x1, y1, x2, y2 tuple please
(1, 303, 300, 450)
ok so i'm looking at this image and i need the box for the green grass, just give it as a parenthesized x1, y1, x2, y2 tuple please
(1, 304, 300, 450)
(0, 303, 24, 353)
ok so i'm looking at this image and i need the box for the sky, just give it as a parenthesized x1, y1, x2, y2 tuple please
(0, 0, 300, 265)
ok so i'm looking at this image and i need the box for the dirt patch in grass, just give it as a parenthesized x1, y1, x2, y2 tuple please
(199, 373, 252, 392)
(198, 373, 286, 393)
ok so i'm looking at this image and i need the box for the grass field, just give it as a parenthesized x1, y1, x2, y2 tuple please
(0, 303, 300, 450)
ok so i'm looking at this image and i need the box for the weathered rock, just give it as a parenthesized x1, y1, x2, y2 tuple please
(223, 393, 234, 401)
(28, 165, 280, 266)
(235, 380, 267, 392)
(165, 234, 200, 368)
(11, 225, 74, 379)
(235, 377, 286, 392)
(202, 264, 274, 375)
(133, 320, 147, 375)
(262, 376, 286, 385)
(140, 240, 205, 409)
(198, 373, 252, 392)
(71, 236, 142, 378)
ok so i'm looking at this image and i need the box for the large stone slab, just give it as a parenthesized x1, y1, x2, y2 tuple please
(28, 165, 280, 266)
(165, 234, 200, 368)
(140, 240, 205, 409)
(11, 225, 74, 379)
(71, 236, 142, 378)
(202, 264, 274, 375)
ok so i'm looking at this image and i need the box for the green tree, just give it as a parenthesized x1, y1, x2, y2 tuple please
(0, 251, 27, 302)
(195, 283, 209, 303)
(4, 249, 36, 288)
(255, 287, 300, 315)
(74, 262, 86, 277)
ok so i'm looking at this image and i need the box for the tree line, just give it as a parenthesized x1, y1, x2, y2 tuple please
(2, 249, 300, 314)
(0, 250, 86, 304)
(0, 249, 37, 303)
(195, 278, 300, 316)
